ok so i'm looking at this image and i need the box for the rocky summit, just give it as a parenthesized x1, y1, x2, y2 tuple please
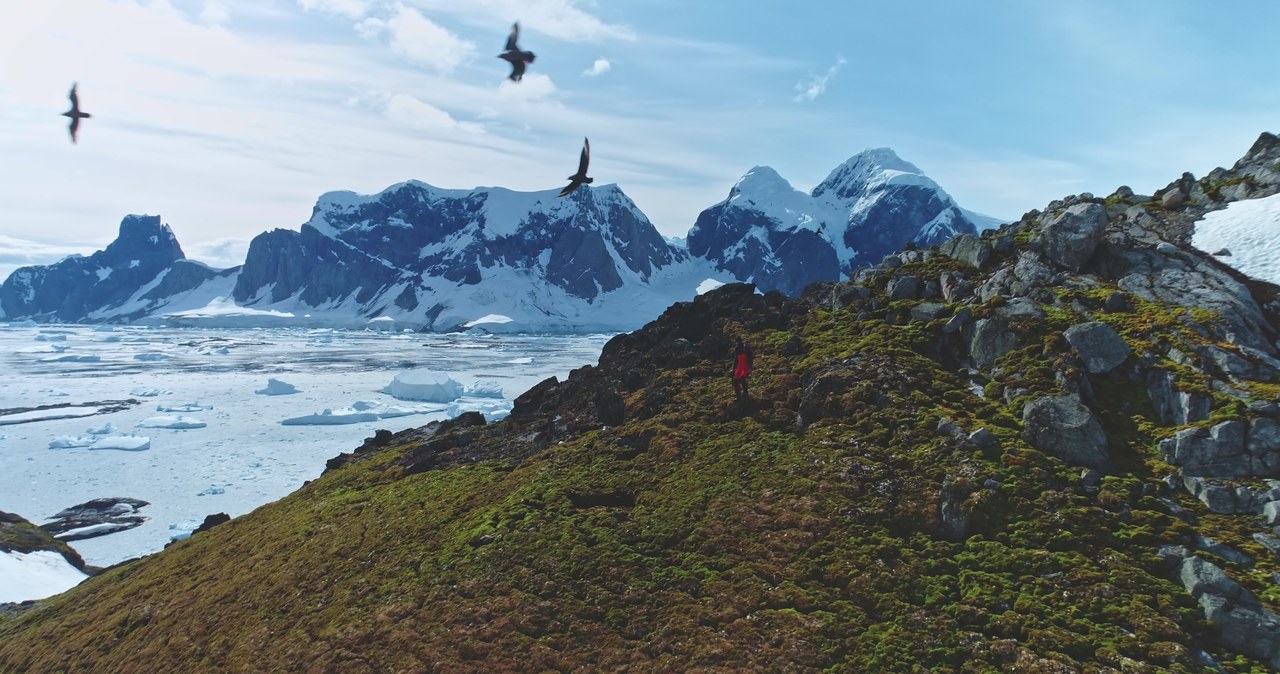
(4, 134, 1280, 672)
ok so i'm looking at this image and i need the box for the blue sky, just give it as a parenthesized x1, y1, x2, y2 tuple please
(1, 0, 1277, 279)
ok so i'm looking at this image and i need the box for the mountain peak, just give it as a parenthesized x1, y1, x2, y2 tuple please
(812, 147, 937, 200)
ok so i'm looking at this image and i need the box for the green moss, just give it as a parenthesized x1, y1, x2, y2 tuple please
(2, 274, 1276, 672)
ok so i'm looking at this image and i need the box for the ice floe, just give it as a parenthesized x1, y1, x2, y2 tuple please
(88, 435, 151, 451)
(255, 378, 300, 396)
(383, 370, 464, 402)
(40, 354, 100, 363)
(157, 402, 212, 413)
(136, 415, 207, 430)
(465, 379, 504, 399)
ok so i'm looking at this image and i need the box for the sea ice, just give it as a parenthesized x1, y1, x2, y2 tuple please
(383, 370, 464, 402)
(157, 403, 213, 413)
(137, 415, 208, 429)
(197, 486, 226, 496)
(49, 436, 95, 449)
(87, 423, 116, 435)
(18, 344, 69, 353)
(465, 379, 504, 399)
(34, 334, 67, 342)
(447, 399, 512, 421)
(349, 400, 439, 419)
(130, 387, 166, 397)
(40, 354, 101, 363)
(281, 408, 381, 426)
(88, 435, 151, 451)
(134, 352, 171, 361)
(255, 378, 300, 395)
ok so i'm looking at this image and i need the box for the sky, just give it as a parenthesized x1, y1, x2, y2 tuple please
(1, 0, 1278, 280)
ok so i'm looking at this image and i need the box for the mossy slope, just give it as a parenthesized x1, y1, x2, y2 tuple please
(0, 280, 1264, 673)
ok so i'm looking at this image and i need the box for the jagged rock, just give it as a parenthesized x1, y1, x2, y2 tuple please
(994, 297, 1046, 323)
(969, 318, 1019, 369)
(1166, 549, 1280, 668)
(1255, 533, 1280, 557)
(942, 308, 971, 334)
(1248, 419, 1280, 474)
(1264, 501, 1280, 526)
(968, 428, 1001, 452)
(939, 234, 991, 269)
(797, 367, 860, 430)
(1200, 344, 1280, 383)
(886, 276, 920, 301)
(1162, 421, 1248, 477)
(1021, 395, 1109, 468)
(1104, 292, 1134, 313)
(1162, 419, 1280, 477)
(193, 513, 231, 535)
(1146, 370, 1212, 426)
(1033, 202, 1107, 272)
(1250, 401, 1280, 417)
(40, 498, 150, 542)
(1115, 247, 1274, 353)
(909, 302, 947, 322)
(779, 336, 805, 357)
(940, 272, 973, 303)
(1063, 321, 1130, 374)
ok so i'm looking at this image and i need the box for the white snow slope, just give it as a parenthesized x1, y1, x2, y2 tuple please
(1191, 192, 1280, 285)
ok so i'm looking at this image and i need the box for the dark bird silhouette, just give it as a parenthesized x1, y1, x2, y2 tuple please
(497, 22, 536, 82)
(62, 83, 92, 144)
(558, 137, 592, 197)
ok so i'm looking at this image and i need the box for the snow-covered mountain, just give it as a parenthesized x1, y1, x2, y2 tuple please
(0, 184, 729, 332)
(688, 148, 998, 295)
(0, 215, 234, 323)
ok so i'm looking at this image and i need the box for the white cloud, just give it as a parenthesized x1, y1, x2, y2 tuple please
(583, 58, 611, 77)
(296, 0, 375, 19)
(200, 1, 230, 25)
(184, 237, 252, 269)
(0, 236, 101, 283)
(408, 0, 635, 42)
(793, 55, 847, 103)
(385, 93, 483, 133)
(358, 5, 475, 72)
(496, 72, 558, 103)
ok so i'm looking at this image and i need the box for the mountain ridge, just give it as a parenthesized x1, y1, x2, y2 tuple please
(688, 147, 994, 296)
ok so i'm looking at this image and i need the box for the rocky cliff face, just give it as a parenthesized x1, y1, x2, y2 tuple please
(688, 149, 993, 296)
(0, 215, 194, 322)
(6, 134, 1280, 672)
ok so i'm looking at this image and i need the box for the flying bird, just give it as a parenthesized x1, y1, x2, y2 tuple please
(62, 83, 92, 144)
(558, 137, 593, 197)
(498, 22, 536, 82)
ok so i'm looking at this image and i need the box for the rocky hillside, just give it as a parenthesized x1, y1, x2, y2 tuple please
(3, 134, 1280, 671)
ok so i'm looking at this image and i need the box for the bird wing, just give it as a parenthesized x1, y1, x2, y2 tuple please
(68, 116, 80, 143)
(510, 59, 526, 80)
(558, 181, 580, 197)
(505, 22, 519, 52)
(69, 83, 79, 110)
(576, 138, 590, 175)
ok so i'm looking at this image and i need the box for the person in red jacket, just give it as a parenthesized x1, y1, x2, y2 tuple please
(731, 338, 754, 401)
